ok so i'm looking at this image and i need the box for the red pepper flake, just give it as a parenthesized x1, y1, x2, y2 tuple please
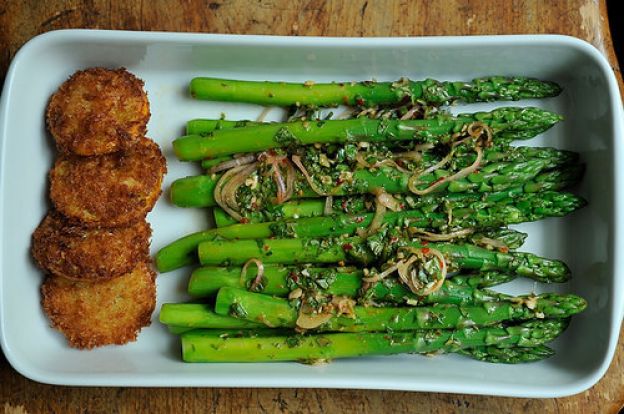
(421, 247, 431, 254)
(342, 243, 353, 251)
(290, 273, 299, 283)
(354, 216, 365, 223)
(421, 240, 429, 246)
(336, 177, 344, 185)
(438, 259, 445, 269)
(356, 98, 365, 106)
(240, 218, 250, 224)
(267, 149, 277, 156)
(399, 203, 405, 210)
(341, 199, 348, 211)
(499, 246, 509, 253)
(428, 177, 445, 188)
(389, 237, 399, 244)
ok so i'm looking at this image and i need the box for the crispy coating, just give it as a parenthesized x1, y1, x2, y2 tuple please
(47, 67, 150, 156)
(32, 212, 151, 281)
(41, 261, 156, 349)
(49, 136, 167, 227)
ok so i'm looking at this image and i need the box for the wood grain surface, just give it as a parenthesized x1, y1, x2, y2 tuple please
(1, 1, 622, 413)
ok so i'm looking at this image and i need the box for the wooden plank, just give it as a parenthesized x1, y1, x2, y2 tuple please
(1, 1, 622, 413)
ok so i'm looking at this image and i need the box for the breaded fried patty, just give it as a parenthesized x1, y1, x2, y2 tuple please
(41, 261, 156, 349)
(49, 136, 166, 227)
(47, 67, 150, 156)
(32, 212, 151, 281)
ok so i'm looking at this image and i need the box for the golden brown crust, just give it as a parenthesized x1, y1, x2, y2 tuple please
(47, 67, 150, 156)
(49, 136, 167, 227)
(32, 212, 151, 281)
(41, 262, 156, 349)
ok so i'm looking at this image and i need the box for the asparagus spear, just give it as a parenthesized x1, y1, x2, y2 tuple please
(200, 137, 577, 174)
(174, 326, 556, 363)
(213, 287, 585, 332)
(198, 236, 570, 282)
(172, 160, 583, 208)
(171, 175, 219, 208)
(210, 190, 567, 230)
(213, 198, 329, 227)
(209, 145, 579, 225)
(451, 271, 517, 288)
(156, 190, 584, 272)
(181, 319, 568, 362)
(165, 325, 554, 363)
(459, 344, 555, 364)
(470, 228, 528, 250)
(173, 107, 562, 160)
(188, 119, 257, 136)
(271, 267, 518, 300)
(188, 76, 562, 107)
(160, 303, 264, 330)
(188, 265, 295, 297)
(168, 326, 193, 335)
(187, 264, 512, 305)
(188, 265, 517, 298)
(202, 156, 240, 171)
(264, 191, 582, 239)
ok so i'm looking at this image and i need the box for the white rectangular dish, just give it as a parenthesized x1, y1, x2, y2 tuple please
(1, 30, 623, 397)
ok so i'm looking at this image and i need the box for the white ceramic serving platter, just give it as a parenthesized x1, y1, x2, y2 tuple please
(0, 30, 623, 397)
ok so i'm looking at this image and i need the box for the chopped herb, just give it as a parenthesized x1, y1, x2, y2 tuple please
(230, 302, 248, 319)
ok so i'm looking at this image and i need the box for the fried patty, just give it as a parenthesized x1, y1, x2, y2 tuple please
(49, 136, 166, 227)
(47, 67, 150, 156)
(32, 212, 151, 281)
(41, 261, 156, 349)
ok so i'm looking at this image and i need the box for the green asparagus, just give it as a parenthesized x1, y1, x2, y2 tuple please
(188, 76, 562, 107)
(181, 319, 568, 362)
(459, 344, 555, 364)
(208, 145, 579, 225)
(166, 326, 554, 364)
(168, 326, 194, 335)
(200, 138, 577, 175)
(156, 191, 584, 272)
(469, 228, 528, 250)
(213, 287, 585, 332)
(197, 236, 571, 282)
(160, 303, 265, 330)
(187, 264, 512, 305)
(158, 73, 586, 366)
(188, 119, 257, 136)
(173, 107, 562, 160)
(172, 161, 583, 209)
(451, 271, 517, 288)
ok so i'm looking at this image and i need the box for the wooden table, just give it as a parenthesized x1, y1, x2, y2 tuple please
(1, 1, 622, 413)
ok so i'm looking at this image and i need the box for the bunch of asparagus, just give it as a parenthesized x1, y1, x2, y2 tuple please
(158, 76, 587, 364)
